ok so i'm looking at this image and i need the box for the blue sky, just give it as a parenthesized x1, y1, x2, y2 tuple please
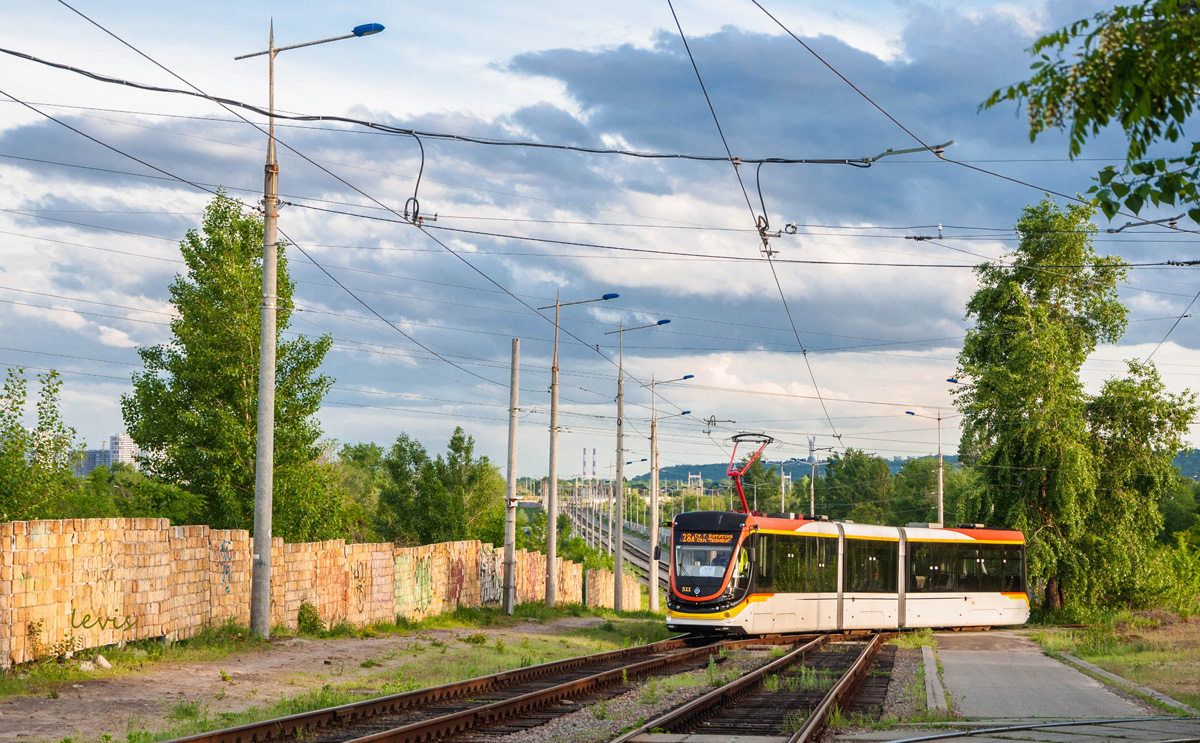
(2, 0, 1197, 477)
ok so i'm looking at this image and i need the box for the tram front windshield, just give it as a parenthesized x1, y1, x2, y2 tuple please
(674, 531, 737, 584)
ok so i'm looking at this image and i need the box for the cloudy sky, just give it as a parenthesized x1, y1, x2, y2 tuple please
(2, 0, 1198, 479)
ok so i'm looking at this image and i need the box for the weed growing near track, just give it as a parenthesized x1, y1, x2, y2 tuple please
(892, 628, 937, 650)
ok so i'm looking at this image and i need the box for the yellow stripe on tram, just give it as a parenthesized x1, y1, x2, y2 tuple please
(667, 593, 773, 620)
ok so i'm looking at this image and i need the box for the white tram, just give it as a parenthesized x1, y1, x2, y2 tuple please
(664, 510, 1029, 635)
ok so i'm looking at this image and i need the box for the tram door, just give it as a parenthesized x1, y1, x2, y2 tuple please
(841, 537, 900, 630)
(754, 534, 838, 632)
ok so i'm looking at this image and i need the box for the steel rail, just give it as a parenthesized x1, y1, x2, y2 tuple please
(790, 632, 890, 743)
(162, 635, 698, 743)
(608, 634, 835, 742)
(343, 634, 811, 743)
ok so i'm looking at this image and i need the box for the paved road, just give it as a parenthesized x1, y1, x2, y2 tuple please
(935, 630, 1147, 719)
(837, 630, 1200, 743)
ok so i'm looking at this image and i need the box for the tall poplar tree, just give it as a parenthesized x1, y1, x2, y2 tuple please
(122, 192, 341, 540)
(955, 198, 1127, 610)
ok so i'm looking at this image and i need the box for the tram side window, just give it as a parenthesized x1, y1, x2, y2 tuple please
(909, 542, 1027, 593)
(1001, 545, 1025, 592)
(978, 545, 1004, 592)
(844, 539, 898, 593)
(769, 534, 838, 593)
(808, 536, 838, 593)
(908, 542, 956, 592)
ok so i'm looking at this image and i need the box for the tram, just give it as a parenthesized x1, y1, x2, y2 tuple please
(663, 436, 1029, 635)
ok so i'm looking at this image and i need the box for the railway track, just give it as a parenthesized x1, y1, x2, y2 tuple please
(611, 633, 890, 743)
(568, 509, 668, 591)
(166, 634, 814, 743)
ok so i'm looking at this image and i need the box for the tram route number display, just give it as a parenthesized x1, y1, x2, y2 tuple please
(678, 531, 735, 545)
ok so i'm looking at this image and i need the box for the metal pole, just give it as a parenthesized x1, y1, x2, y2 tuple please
(810, 460, 817, 517)
(614, 322, 625, 612)
(546, 296, 560, 607)
(937, 409, 944, 525)
(779, 461, 785, 514)
(250, 25, 279, 640)
(607, 464, 614, 554)
(503, 339, 520, 615)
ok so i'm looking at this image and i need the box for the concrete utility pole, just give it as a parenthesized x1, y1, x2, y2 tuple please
(604, 317, 670, 611)
(606, 462, 614, 554)
(503, 339, 520, 614)
(547, 294, 560, 608)
(238, 21, 383, 639)
(614, 349, 625, 611)
(647, 374, 692, 612)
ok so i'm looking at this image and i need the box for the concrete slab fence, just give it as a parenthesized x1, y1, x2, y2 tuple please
(0, 518, 639, 667)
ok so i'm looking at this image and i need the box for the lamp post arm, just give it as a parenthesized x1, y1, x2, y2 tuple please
(235, 32, 359, 60)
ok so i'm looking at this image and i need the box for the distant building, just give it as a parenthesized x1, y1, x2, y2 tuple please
(74, 433, 140, 477)
(75, 447, 111, 477)
(109, 433, 139, 466)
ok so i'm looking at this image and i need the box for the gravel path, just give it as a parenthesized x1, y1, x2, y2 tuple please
(881, 646, 926, 721)
(497, 650, 774, 743)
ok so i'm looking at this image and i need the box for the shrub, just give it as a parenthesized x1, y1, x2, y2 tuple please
(297, 601, 325, 635)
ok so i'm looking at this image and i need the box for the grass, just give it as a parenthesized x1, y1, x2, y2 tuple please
(2, 600, 669, 701)
(1026, 611, 1200, 712)
(0, 621, 270, 699)
(70, 614, 679, 743)
(892, 628, 937, 650)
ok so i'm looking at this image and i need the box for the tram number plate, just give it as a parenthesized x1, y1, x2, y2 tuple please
(678, 531, 734, 545)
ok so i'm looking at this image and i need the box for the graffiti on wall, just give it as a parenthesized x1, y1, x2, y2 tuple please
(350, 560, 368, 610)
(413, 554, 434, 612)
(447, 557, 465, 604)
(479, 549, 501, 606)
(70, 608, 137, 633)
(217, 540, 233, 594)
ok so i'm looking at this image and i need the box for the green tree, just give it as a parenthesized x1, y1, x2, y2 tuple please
(1082, 361, 1195, 605)
(375, 428, 505, 546)
(435, 428, 505, 542)
(984, 0, 1200, 220)
(335, 442, 386, 543)
(955, 198, 1129, 610)
(846, 503, 885, 525)
(740, 456, 781, 512)
(66, 463, 206, 523)
(887, 457, 939, 526)
(1160, 475, 1198, 541)
(121, 193, 339, 541)
(0, 369, 81, 520)
(375, 434, 448, 545)
(816, 448, 891, 520)
(943, 466, 984, 525)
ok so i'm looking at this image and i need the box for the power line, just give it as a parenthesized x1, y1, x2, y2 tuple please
(0, 44, 881, 167)
(666, 0, 844, 448)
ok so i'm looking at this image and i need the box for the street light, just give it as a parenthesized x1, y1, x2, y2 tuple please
(536, 292, 618, 607)
(645, 373, 693, 612)
(237, 20, 384, 640)
(604, 318, 671, 611)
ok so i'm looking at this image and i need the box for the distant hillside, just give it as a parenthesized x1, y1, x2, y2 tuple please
(1175, 450, 1200, 480)
(630, 451, 1199, 484)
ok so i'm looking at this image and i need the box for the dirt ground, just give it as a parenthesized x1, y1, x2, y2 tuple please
(0, 617, 606, 743)
(1105, 610, 1200, 707)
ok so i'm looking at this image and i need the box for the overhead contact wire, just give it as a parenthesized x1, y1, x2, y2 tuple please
(666, 0, 845, 447)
